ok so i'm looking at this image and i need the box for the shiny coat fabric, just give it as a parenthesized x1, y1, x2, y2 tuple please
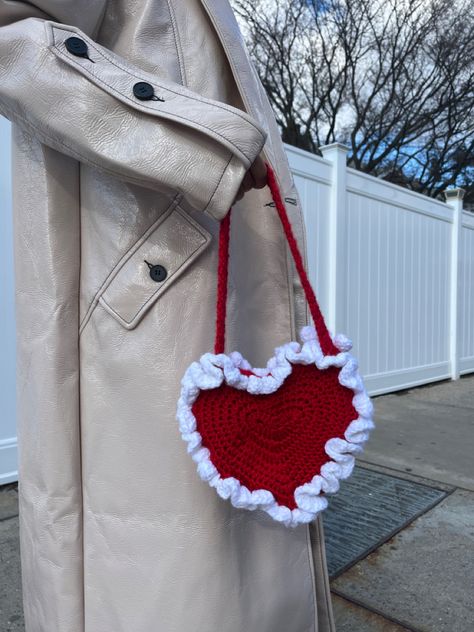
(0, 1, 336, 630)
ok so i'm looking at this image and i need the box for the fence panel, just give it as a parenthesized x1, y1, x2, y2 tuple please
(345, 167, 453, 394)
(0, 117, 17, 484)
(459, 212, 474, 372)
(286, 142, 474, 396)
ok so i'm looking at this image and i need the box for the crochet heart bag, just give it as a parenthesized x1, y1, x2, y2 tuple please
(176, 161, 375, 528)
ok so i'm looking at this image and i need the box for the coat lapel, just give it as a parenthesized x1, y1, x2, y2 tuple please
(198, 0, 309, 340)
(198, 0, 259, 115)
(197, 0, 277, 167)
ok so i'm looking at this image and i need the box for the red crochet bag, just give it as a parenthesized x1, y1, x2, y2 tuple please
(176, 161, 375, 528)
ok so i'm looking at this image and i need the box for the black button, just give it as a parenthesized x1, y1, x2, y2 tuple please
(149, 264, 167, 282)
(65, 37, 88, 58)
(133, 82, 155, 101)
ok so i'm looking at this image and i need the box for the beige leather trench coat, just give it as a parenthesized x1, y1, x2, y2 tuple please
(0, 1, 336, 630)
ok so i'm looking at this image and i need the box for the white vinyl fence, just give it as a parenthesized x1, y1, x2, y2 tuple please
(0, 117, 17, 484)
(1, 121, 473, 484)
(287, 142, 474, 396)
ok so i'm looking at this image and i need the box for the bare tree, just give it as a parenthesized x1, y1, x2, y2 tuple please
(231, 0, 474, 201)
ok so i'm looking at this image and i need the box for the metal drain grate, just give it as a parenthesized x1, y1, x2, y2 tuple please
(321, 465, 448, 579)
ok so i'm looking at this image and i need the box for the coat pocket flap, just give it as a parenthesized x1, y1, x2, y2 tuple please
(98, 204, 212, 330)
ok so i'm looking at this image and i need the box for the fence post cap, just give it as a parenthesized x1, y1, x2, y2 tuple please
(444, 188, 466, 201)
(320, 142, 350, 156)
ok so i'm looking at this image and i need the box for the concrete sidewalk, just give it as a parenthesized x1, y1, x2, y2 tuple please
(1, 373, 473, 631)
(330, 373, 474, 632)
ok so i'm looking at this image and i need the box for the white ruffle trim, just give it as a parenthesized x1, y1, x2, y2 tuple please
(176, 324, 375, 528)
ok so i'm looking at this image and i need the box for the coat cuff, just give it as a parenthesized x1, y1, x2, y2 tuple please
(46, 21, 266, 170)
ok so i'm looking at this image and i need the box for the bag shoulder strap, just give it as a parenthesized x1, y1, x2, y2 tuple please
(214, 161, 339, 357)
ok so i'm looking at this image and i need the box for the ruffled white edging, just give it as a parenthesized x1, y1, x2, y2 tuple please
(176, 324, 375, 528)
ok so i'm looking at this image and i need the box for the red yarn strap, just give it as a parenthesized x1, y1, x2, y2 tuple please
(214, 208, 231, 356)
(214, 161, 340, 357)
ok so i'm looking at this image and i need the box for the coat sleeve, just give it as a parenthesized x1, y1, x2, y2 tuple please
(0, 2, 267, 221)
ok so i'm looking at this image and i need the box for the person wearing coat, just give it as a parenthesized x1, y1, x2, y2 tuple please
(0, 0, 337, 630)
